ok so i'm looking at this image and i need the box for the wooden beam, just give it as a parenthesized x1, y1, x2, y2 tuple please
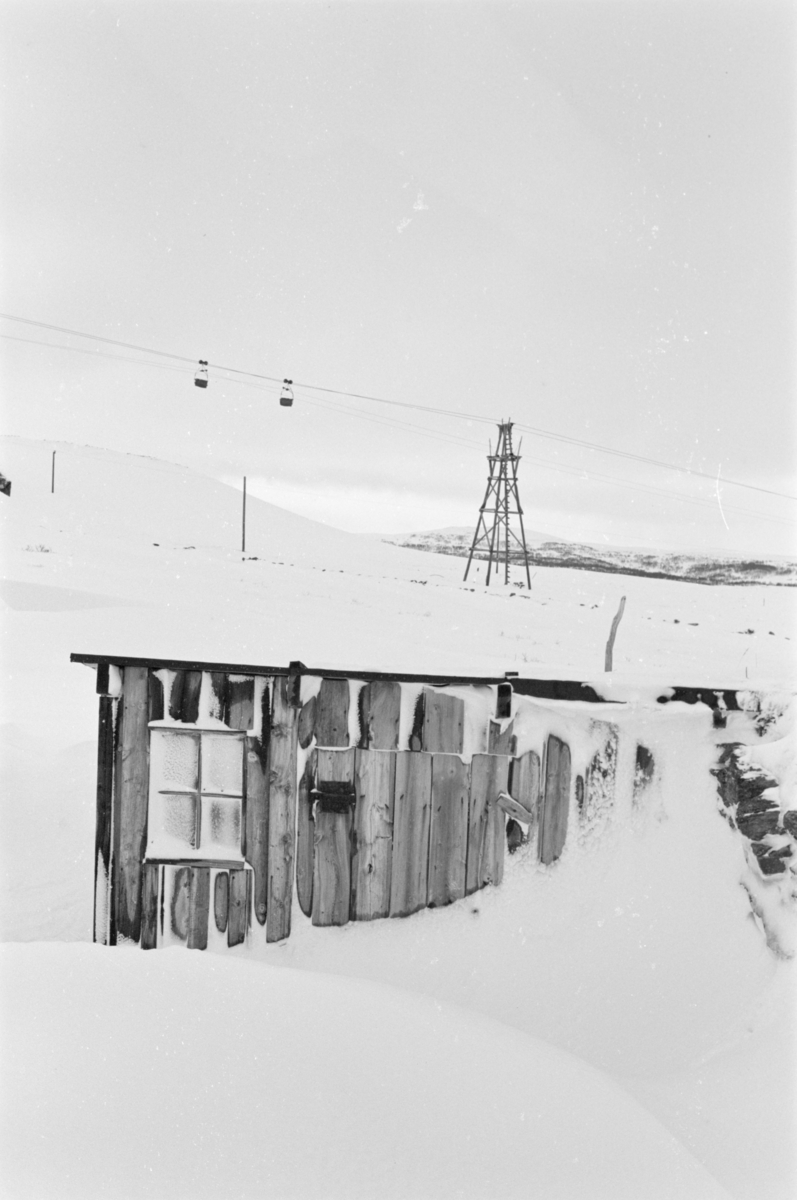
(312, 748, 355, 927)
(314, 678, 350, 747)
(266, 675, 299, 943)
(539, 735, 571, 865)
(466, 754, 510, 894)
(140, 862, 159, 950)
(496, 791, 533, 825)
(351, 749, 395, 920)
(245, 730, 270, 927)
(389, 751, 432, 917)
(428, 754, 469, 906)
(93, 695, 116, 945)
(422, 690, 464, 754)
(358, 681, 401, 750)
(295, 751, 316, 918)
(113, 666, 150, 943)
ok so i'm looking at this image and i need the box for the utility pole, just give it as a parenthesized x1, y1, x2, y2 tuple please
(464, 421, 532, 587)
(51, 450, 56, 494)
(242, 476, 247, 554)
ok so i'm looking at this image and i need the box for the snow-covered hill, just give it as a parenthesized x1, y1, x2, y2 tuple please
(386, 527, 797, 587)
(0, 435, 795, 1199)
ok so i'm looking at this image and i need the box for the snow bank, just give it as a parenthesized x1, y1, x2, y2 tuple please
(0, 943, 732, 1200)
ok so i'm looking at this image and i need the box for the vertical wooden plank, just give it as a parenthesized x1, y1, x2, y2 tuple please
(214, 871, 229, 933)
(510, 750, 541, 851)
(422, 690, 464, 754)
(358, 681, 401, 750)
(245, 728, 270, 927)
(147, 672, 164, 722)
(140, 862, 159, 950)
(488, 719, 516, 757)
(298, 696, 317, 749)
(227, 677, 255, 730)
(113, 666, 150, 943)
(466, 754, 510, 894)
(312, 748, 356, 927)
(314, 678, 350, 746)
(209, 672, 229, 721)
(428, 754, 469, 906)
(170, 670, 202, 722)
(228, 867, 249, 946)
(170, 866, 191, 940)
(389, 751, 432, 917)
(187, 867, 210, 950)
(266, 675, 300, 943)
(539, 735, 571, 865)
(295, 751, 317, 918)
(94, 694, 116, 945)
(351, 749, 395, 920)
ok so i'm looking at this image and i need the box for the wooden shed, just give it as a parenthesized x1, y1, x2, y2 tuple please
(73, 652, 741, 952)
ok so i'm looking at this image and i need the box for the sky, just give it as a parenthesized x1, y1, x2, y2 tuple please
(1, 0, 794, 554)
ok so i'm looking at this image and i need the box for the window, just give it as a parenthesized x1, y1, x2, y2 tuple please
(146, 729, 244, 860)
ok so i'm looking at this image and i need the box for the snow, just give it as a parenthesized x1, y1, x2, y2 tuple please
(0, 943, 734, 1200)
(1, 436, 795, 1199)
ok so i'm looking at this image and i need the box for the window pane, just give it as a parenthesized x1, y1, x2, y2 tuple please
(202, 733, 243, 795)
(150, 730, 199, 792)
(201, 796, 242, 854)
(148, 792, 198, 854)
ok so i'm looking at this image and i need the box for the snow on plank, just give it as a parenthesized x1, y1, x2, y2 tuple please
(114, 666, 149, 942)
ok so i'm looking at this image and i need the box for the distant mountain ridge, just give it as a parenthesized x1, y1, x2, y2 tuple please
(384, 528, 797, 587)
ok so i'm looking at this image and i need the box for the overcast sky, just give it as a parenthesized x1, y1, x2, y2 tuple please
(1, 1, 794, 554)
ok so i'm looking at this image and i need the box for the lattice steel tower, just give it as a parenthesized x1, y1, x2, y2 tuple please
(464, 421, 532, 587)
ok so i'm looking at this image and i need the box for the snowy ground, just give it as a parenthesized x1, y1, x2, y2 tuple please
(1, 436, 795, 1199)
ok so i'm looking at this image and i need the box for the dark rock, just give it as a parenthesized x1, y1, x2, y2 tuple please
(782, 810, 797, 838)
(735, 796, 781, 840)
(751, 842, 792, 876)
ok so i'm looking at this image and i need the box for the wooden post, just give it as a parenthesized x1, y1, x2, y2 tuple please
(422, 689, 465, 754)
(242, 476, 247, 554)
(113, 666, 150, 942)
(94, 694, 117, 944)
(605, 596, 626, 672)
(351, 749, 395, 920)
(314, 678, 350, 747)
(428, 754, 469, 906)
(266, 675, 299, 942)
(358, 681, 401, 750)
(245, 727, 270, 927)
(466, 753, 510, 894)
(312, 747, 355, 927)
(390, 751, 432, 917)
(295, 751, 316, 918)
(539, 735, 571, 865)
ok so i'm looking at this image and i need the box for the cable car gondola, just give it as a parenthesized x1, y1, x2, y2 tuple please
(280, 379, 294, 407)
(194, 360, 209, 388)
